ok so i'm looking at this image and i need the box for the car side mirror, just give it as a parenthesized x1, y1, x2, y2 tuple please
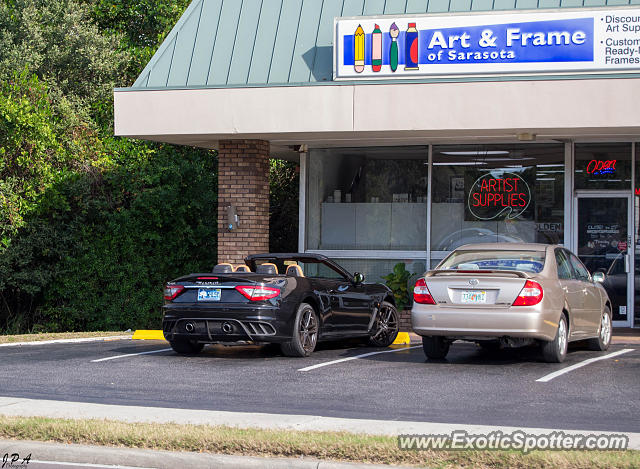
(353, 272, 365, 284)
(592, 272, 605, 283)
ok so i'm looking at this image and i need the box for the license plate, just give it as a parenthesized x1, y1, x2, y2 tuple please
(461, 291, 487, 304)
(198, 288, 221, 302)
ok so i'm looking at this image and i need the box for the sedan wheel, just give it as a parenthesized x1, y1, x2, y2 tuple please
(422, 336, 450, 360)
(369, 301, 399, 347)
(588, 307, 612, 351)
(281, 303, 318, 357)
(541, 314, 568, 363)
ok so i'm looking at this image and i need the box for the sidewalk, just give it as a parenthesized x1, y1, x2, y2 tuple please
(0, 397, 638, 450)
(611, 328, 640, 345)
(1, 439, 412, 469)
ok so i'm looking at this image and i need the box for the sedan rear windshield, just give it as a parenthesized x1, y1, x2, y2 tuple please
(438, 250, 546, 273)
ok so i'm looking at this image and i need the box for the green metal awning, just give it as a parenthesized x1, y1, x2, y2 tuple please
(130, 0, 637, 90)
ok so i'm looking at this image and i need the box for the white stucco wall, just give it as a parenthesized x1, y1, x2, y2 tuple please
(114, 78, 640, 148)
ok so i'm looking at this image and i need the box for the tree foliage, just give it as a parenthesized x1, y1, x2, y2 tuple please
(0, 0, 298, 333)
(269, 160, 299, 253)
(0, 0, 218, 333)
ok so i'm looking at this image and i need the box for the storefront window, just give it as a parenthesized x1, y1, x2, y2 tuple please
(574, 143, 632, 190)
(307, 147, 428, 251)
(633, 143, 640, 327)
(431, 144, 565, 252)
(327, 258, 426, 285)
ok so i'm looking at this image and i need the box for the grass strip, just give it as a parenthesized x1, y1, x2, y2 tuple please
(0, 331, 130, 344)
(0, 416, 637, 468)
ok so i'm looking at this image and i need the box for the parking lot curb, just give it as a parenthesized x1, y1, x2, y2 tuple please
(132, 330, 166, 341)
(392, 332, 410, 345)
(0, 335, 132, 347)
(0, 439, 413, 469)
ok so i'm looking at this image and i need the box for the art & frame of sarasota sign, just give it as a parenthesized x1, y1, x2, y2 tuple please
(334, 8, 640, 79)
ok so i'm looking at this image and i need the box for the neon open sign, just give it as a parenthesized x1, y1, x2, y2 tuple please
(586, 159, 616, 176)
(468, 173, 531, 220)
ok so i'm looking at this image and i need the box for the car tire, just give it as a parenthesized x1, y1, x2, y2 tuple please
(541, 314, 568, 363)
(281, 303, 318, 357)
(368, 301, 399, 347)
(587, 307, 612, 351)
(422, 336, 450, 360)
(477, 341, 501, 352)
(169, 339, 204, 355)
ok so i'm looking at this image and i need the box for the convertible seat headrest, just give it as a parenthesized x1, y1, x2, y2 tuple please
(234, 265, 251, 273)
(286, 264, 304, 277)
(213, 263, 233, 273)
(256, 263, 278, 275)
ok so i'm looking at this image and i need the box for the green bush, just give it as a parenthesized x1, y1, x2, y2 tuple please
(0, 72, 218, 333)
(381, 263, 413, 311)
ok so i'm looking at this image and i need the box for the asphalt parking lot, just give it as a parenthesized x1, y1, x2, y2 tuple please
(0, 338, 637, 433)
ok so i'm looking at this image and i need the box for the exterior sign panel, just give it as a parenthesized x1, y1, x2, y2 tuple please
(334, 9, 640, 79)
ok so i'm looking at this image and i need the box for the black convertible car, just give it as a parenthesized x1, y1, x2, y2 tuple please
(162, 253, 399, 357)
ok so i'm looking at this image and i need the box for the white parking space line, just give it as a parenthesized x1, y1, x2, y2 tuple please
(536, 348, 635, 383)
(298, 345, 422, 372)
(91, 348, 172, 363)
(32, 461, 156, 469)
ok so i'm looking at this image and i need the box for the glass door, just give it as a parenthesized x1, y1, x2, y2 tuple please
(575, 194, 633, 327)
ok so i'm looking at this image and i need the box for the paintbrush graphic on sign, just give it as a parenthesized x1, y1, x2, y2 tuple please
(389, 22, 399, 72)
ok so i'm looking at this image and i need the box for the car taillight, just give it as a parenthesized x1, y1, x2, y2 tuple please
(413, 278, 435, 305)
(164, 284, 184, 301)
(235, 285, 280, 301)
(513, 280, 543, 306)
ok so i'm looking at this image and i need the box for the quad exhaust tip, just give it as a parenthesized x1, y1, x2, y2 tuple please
(185, 322, 195, 333)
(222, 322, 233, 334)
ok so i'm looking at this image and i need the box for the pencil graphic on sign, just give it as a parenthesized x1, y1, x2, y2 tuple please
(371, 24, 382, 72)
(354, 25, 365, 73)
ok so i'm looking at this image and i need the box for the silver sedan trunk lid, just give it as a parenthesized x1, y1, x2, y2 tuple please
(424, 270, 529, 308)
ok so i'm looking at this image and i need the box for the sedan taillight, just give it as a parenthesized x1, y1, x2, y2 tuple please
(413, 278, 436, 305)
(164, 284, 185, 301)
(513, 280, 543, 306)
(235, 285, 280, 301)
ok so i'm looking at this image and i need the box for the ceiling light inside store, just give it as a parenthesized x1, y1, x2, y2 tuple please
(440, 151, 509, 156)
(433, 162, 487, 166)
(483, 157, 535, 161)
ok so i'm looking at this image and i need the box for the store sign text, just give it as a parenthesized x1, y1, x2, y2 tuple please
(586, 159, 617, 175)
(334, 9, 640, 80)
(467, 173, 531, 220)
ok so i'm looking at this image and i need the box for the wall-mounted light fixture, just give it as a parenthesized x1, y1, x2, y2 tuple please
(517, 132, 536, 141)
(226, 205, 239, 231)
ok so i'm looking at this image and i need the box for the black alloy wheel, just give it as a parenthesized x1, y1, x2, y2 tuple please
(369, 301, 399, 347)
(281, 303, 318, 357)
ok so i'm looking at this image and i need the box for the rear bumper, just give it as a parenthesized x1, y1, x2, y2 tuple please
(162, 304, 291, 344)
(411, 304, 559, 342)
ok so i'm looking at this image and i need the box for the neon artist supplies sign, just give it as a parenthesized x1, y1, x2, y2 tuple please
(467, 173, 532, 220)
(334, 8, 640, 79)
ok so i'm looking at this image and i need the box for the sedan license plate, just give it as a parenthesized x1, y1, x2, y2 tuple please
(461, 290, 487, 304)
(198, 288, 221, 302)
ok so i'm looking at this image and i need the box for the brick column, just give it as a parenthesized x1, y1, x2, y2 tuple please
(217, 140, 270, 265)
(398, 309, 412, 332)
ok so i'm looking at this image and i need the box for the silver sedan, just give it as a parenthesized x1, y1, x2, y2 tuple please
(411, 243, 612, 363)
